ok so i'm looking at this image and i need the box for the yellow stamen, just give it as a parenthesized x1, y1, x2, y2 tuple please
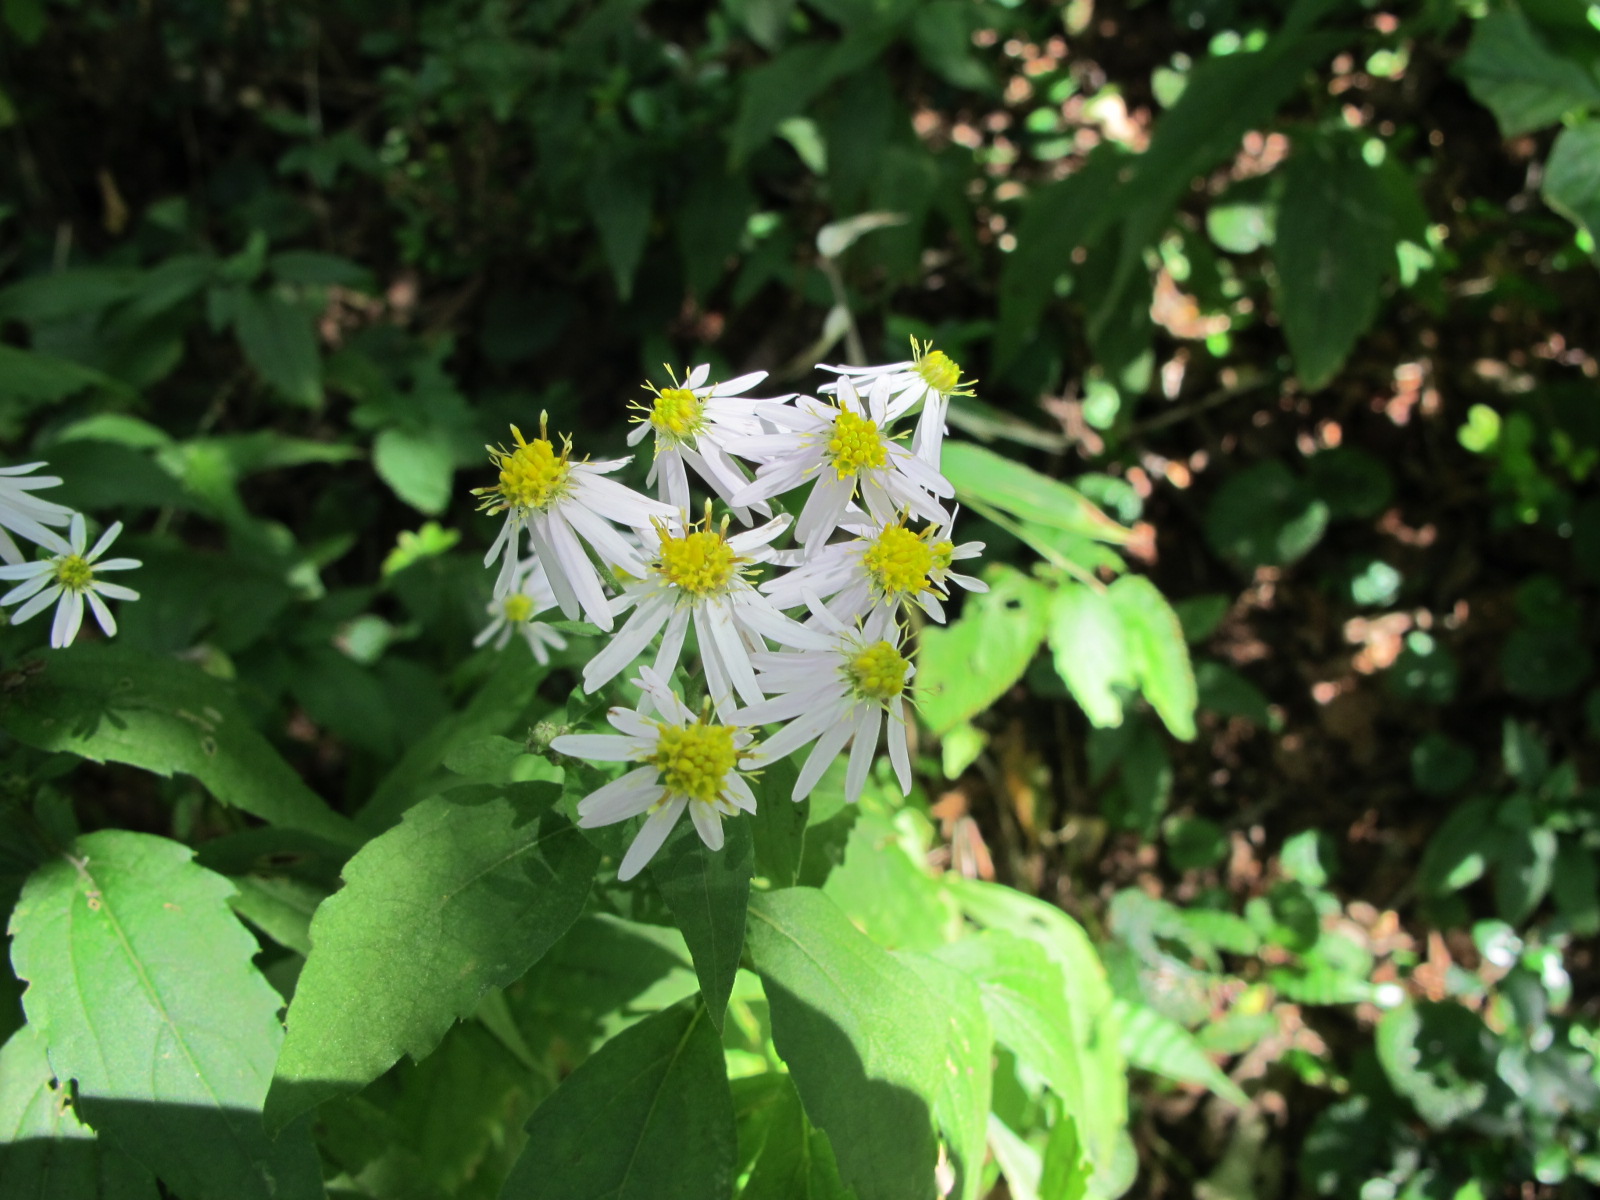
(862, 523, 936, 597)
(54, 556, 93, 592)
(931, 540, 955, 571)
(475, 417, 571, 513)
(654, 505, 741, 597)
(845, 640, 910, 702)
(649, 721, 738, 804)
(503, 594, 535, 623)
(826, 409, 888, 478)
(911, 339, 973, 397)
(650, 387, 703, 439)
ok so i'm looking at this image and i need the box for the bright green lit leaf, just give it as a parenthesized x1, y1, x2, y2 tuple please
(1112, 999, 1248, 1107)
(266, 782, 596, 1131)
(915, 566, 1049, 735)
(899, 954, 992, 1200)
(1109, 575, 1198, 741)
(940, 442, 1131, 544)
(1049, 583, 1135, 729)
(745, 888, 944, 1200)
(374, 426, 455, 515)
(500, 1001, 735, 1200)
(8, 831, 324, 1199)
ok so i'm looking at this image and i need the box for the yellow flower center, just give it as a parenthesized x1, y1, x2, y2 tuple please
(54, 555, 93, 592)
(657, 528, 738, 596)
(650, 387, 703, 440)
(826, 409, 889, 478)
(914, 349, 963, 395)
(649, 721, 739, 804)
(862, 524, 935, 596)
(845, 640, 910, 703)
(503, 594, 535, 623)
(931, 540, 955, 571)
(478, 423, 572, 513)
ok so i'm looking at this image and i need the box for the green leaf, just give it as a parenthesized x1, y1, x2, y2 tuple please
(1457, 9, 1600, 137)
(1109, 575, 1197, 741)
(1204, 459, 1329, 570)
(899, 954, 992, 1200)
(1111, 999, 1248, 1107)
(739, 1075, 855, 1200)
(731, 43, 840, 164)
(1272, 133, 1394, 390)
(1048, 583, 1135, 729)
(1038, 1116, 1091, 1200)
(915, 566, 1049, 735)
(1493, 825, 1558, 924)
(1376, 1002, 1495, 1129)
(751, 757, 807, 888)
(231, 288, 323, 407)
(7, 831, 325, 1199)
(0, 345, 133, 409)
(1544, 123, 1600, 247)
(585, 155, 653, 299)
(1417, 796, 1498, 896)
(1206, 174, 1278, 254)
(499, 1001, 735, 1200)
(0, 644, 357, 848)
(745, 888, 944, 1200)
(650, 815, 752, 1032)
(373, 426, 454, 515)
(942, 879, 1125, 1175)
(940, 442, 1130, 544)
(266, 782, 596, 1130)
(0, 1024, 160, 1199)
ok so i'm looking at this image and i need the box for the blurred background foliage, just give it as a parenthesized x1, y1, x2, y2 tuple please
(2, 0, 1600, 1195)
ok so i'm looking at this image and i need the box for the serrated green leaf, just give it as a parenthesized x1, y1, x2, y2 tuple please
(0, 1025, 160, 1200)
(266, 782, 596, 1130)
(1109, 575, 1197, 741)
(232, 288, 322, 407)
(1111, 999, 1247, 1107)
(915, 566, 1049, 735)
(940, 442, 1130, 543)
(1048, 583, 1134, 729)
(8, 831, 324, 1200)
(899, 954, 992, 1200)
(499, 1001, 735, 1200)
(1272, 133, 1394, 391)
(745, 888, 943, 1200)
(650, 816, 752, 1032)
(373, 426, 454, 515)
(1458, 9, 1600, 137)
(0, 644, 357, 848)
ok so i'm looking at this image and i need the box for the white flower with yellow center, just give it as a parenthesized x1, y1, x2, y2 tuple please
(762, 511, 986, 626)
(551, 667, 760, 880)
(473, 559, 569, 664)
(0, 462, 75, 565)
(734, 603, 915, 805)
(582, 505, 828, 719)
(818, 338, 974, 466)
(628, 364, 775, 524)
(0, 514, 140, 648)
(473, 415, 674, 632)
(728, 379, 954, 554)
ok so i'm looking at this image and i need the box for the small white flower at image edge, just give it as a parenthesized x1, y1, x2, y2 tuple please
(0, 514, 141, 648)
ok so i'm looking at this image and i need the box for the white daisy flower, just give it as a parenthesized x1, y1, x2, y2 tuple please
(582, 505, 829, 720)
(473, 559, 569, 664)
(0, 462, 75, 565)
(734, 603, 915, 806)
(473, 416, 674, 632)
(727, 379, 954, 554)
(818, 339, 974, 466)
(0, 514, 140, 648)
(628, 364, 776, 524)
(761, 511, 987, 626)
(551, 666, 760, 880)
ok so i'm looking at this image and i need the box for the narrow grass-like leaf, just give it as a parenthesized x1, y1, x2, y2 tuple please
(0, 1025, 159, 1199)
(0, 644, 357, 847)
(267, 782, 596, 1131)
(7, 831, 324, 1200)
(746, 888, 944, 1200)
(498, 1001, 735, 1200)
(651, 816, 753, 1031)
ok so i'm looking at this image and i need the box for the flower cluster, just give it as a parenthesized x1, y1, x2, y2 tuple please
(476, 342, 983, 879)
(0, 463, 140, 648)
